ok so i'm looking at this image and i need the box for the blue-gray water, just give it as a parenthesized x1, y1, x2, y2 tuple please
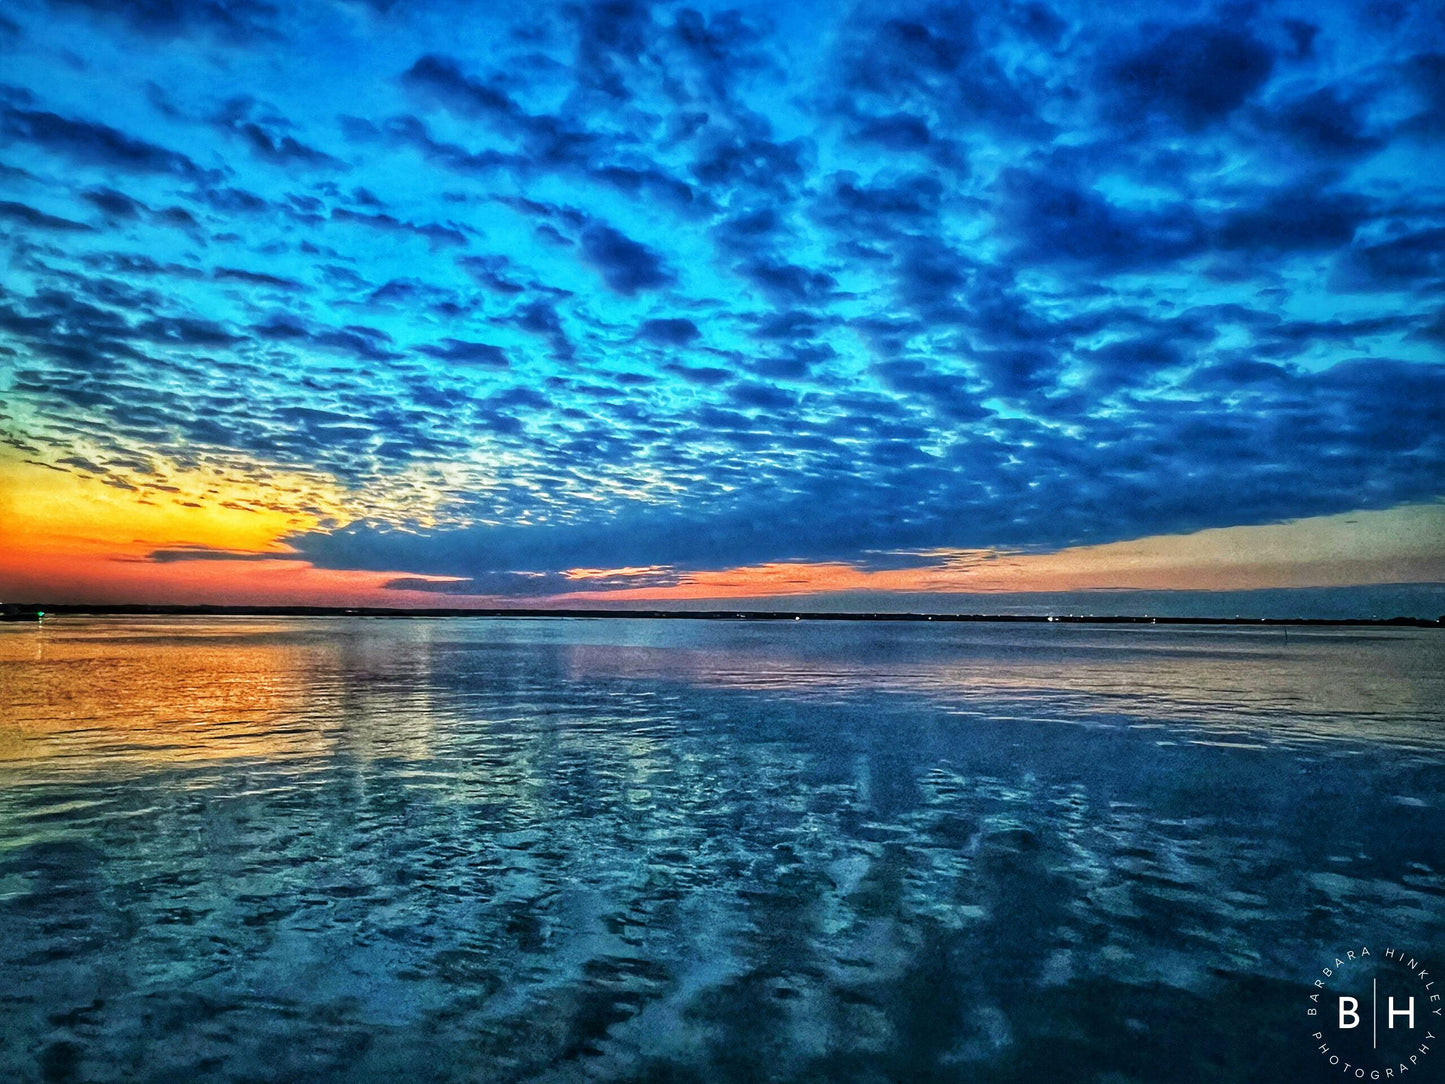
(1, 617, 1442, 1083)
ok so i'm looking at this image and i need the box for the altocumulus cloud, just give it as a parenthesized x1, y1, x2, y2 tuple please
(0, 0, 1441, 598)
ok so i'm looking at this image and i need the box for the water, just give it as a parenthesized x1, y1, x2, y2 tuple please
(1, 617, 1442, 1083)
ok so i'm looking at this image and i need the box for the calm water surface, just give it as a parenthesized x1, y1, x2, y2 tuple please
(1, 617, 1442, 1083)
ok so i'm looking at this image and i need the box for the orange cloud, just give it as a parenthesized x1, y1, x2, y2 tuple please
(548, 503, 1445, 603)
(562, 565, 672, 580)
(0, 455, 459, 606)
(0, 550, 472, 607)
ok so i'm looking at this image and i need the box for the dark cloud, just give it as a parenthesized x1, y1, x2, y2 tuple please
(1263, 86, 1383, 158)
(340, 111, 525, 177)
(579, 221, 673, 294)
(738, 258, 837, 304)
(141, 546, 291, 563)
(711, 206, 783, 253)
(214, 266, 304, 290)
(401, 54, 525, 125)
(1335, 226, 1445, 290)
(665, 362, 730, 385)
(1186, 359, 1292, 389)
(874, 359, 990, 422)
(567, 0, 654, 102)
(456, 254, 526, 294)
(80, 251, 203, 279)
(998, 169, 1206, 270)
(813, 171, 944, 236)
(1106, 23, 1275, 129)
(494, 298, 573, 360)
(851, 111, 934, 151)
(197, 186, 270, 214)
(252, 315, 400, 362)
(691, 129, 808, 195)
(1217, 187, 1371, 253)
(233, 121, 343, 169)
(0, 199, 92, 231)
(1, 105, 213, 178)
(42, 0, 280, 43)
(1399, 51, 1445, 135)
(589, 164, 706, 214)
(418, 339, 510, 368)
(834, 1, 1045, 141)
(400, 52, 659, 180)
(637, 317, 699, 345)
(80, 186, 146, 218)
(293, 498, 926, 582)
(135, 314, 238, 348)
(1282, 18, 1319, 60)
(1080, 334, 1186, 392)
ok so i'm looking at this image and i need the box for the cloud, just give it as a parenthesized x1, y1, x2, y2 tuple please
(691, 130, 808, 195)
(214, 266, 304, 290)
(834, 0, 1044, 141)
(636, 317, 699, 345)
(1263, 86, 1384, 159)
(418, 339, 510, 368)
(1106, 23, 1274, 129)
(1, 105, 213, 178)
(456, 254, 526, 294)
(329, 207, 468, 248)
(41, 0, 280, 43)
(141, 546, 293, 563)
(232, 122, 343, 169)
(874, 359, 990, 421)
(252, 315, 400, 362)
(401, 54, 526, 126)
(738, 257, 837, 303)
(491, 297, 573, 360)
(579, 221, 673, 294)
(998, 168, 1206, 270)
(79, 186, 146, 218)
(0, 199, 92, 231)
(1217, 187, 1370, 253)
(1335, 226, 1445, 291)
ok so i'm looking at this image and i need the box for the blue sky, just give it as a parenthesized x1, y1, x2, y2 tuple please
(0, 0, 1442, 609)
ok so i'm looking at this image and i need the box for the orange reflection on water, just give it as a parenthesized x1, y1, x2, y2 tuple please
(0, 618, 444, 769)
(0, 620, 329, 767)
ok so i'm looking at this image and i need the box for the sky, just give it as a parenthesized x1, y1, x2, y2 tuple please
(0, 0, 1442, 614)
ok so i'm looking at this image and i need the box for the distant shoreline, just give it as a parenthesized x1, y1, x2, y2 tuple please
(3, 604, 1441, 628)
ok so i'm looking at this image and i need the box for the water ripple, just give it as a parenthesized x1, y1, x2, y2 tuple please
(0, 617, 1441, 1082)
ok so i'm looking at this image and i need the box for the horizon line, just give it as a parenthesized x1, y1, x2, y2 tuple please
(4, 604, 1442, 629)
